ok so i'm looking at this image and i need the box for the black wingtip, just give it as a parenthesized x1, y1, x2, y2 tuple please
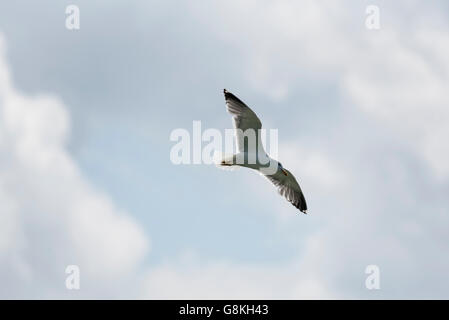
(223, 89, 246, 105)
(292, 201, 308, 214)
(223, 89, 232, 99)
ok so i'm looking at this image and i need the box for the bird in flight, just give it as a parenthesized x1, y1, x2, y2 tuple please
(218, 89, 308, 214)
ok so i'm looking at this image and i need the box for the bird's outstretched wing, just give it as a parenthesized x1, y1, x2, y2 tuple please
(223, 89, 262, 153)
(264, 168, 308, 214)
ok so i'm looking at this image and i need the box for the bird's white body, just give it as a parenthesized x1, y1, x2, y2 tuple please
(221, 151, 279, 174)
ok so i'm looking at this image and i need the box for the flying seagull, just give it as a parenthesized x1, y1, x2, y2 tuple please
(218, 89, 308, 214)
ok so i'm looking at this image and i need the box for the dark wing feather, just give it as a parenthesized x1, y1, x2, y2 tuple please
(264, 168, 308, 214)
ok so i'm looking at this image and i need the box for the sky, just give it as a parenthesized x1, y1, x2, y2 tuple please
(0, 0, 449, 299)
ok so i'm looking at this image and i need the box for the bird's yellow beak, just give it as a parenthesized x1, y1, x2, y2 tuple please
(281, 169, 288, 176)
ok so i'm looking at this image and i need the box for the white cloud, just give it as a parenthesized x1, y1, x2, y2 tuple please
(281, 143, 346, 191)
(141, 251, 336, 299)
(342, 29, 449, 178)
(0, 34, 149, 298)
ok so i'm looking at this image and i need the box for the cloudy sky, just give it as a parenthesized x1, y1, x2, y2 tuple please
(1, 0, 449, 299)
